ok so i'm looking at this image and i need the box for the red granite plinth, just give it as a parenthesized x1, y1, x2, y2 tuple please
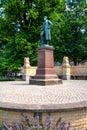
(29, 45, 62, 85)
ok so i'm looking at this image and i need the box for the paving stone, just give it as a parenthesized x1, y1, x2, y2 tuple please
(0, 80, 87, 105)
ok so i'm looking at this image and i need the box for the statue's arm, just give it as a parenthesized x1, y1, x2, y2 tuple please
(48, 20, 53, 26)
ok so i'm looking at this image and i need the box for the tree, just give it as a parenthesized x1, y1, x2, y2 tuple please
(0, 0, 65, 75)
(51, 0, 87, 65)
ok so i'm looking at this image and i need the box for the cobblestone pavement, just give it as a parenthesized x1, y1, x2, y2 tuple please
(0, 80, 87, 105)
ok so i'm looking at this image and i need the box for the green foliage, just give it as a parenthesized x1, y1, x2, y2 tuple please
(1, 0, 87, 76)
(0, 77, 15, 81)
(0, 56, 8, 76)
(0, 124, 3, 130)
(51, 1, 87, 65)
(0, 0, 65, 75)
(50, 8, 66, 63)
(65, 1, 87, 65)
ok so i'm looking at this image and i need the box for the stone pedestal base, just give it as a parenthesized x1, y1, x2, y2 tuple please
(29, 45, 62, 85)
(29, 78, 62, 86)
(22, 75, 30, 81)
(62, 75, 70, 80)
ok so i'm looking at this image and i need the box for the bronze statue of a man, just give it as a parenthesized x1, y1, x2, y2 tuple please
(40, 16, 53, 45)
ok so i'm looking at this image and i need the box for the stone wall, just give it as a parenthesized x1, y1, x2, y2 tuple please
(71, 66, 87, 75)
(22, 57, 87, 80)
(0, 108, 87, 129)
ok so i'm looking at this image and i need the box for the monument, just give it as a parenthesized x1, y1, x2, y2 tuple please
(29, 16, 62, 85)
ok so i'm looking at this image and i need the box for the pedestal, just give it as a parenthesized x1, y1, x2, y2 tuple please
(62, 66, 71, 80)
(62, 57, 71, 80)
(23, 57, 31, 81)
(29, 45, 62, 85)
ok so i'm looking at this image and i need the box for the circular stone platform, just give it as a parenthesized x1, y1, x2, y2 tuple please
(0, 80, 87, 129)
(0, 80, 87, 110)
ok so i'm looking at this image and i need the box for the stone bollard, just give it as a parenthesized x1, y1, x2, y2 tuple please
(22, 57, 31, 81)
(62, 56, 71, 80)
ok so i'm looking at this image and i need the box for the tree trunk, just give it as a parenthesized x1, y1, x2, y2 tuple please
(73, 58, 77, 66)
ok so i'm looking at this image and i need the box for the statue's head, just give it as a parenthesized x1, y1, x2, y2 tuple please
(44, 16, 47, 21)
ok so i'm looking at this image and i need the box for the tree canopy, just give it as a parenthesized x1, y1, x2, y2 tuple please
(0, 0, 65, 76)
(0, 0, 87, 76)
(51, 0, 87, 65)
